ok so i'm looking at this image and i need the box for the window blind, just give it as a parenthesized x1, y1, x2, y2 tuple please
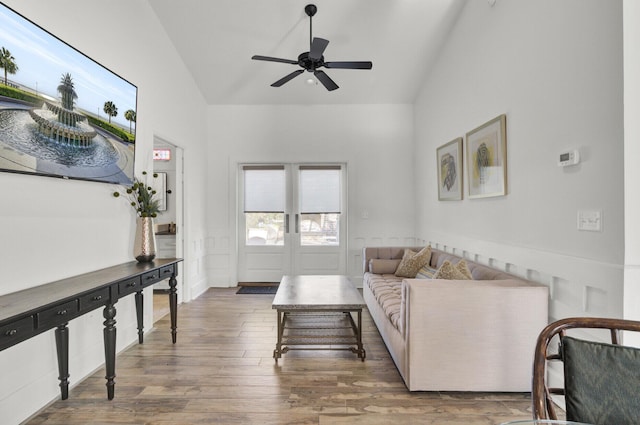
(299, 166, 341, 214)
(243, 166, 285, 213)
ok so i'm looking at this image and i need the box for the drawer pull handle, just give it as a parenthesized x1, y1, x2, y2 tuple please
(5, 329, 17, 336)
(146, 275, 156, 280)
(127, 282, 136, 287)
(163, 269, 172, 274)
(92, 295, 103, 301)
(57, 310, 68, 316)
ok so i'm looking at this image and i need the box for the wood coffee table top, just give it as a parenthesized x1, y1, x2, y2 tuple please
(272, 275, 365, 310)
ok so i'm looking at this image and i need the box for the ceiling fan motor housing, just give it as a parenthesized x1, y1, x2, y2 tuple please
(298, 52, 323, 71)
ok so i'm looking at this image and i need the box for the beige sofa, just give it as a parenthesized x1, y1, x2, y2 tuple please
(363, 246, 549, 392)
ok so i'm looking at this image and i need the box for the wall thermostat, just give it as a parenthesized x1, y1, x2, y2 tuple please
(558, 150, 580, 167)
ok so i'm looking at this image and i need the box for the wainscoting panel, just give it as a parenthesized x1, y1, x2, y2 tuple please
(423, 235, 624, 324)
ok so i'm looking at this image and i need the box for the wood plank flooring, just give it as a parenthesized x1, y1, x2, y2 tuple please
(25, 288, 537, 425)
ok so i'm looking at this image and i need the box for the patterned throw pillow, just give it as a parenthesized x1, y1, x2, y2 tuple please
(394, 246, 432, 278)
(415, 265, 438, 279)
(433, 260, 472, 280)
(456, 259, 473, 279)
(562, 336, 640, 424)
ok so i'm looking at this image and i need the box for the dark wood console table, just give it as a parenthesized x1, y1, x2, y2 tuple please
(0, 258, 183, 400)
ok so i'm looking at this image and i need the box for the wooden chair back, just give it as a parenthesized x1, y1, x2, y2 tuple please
(532, 317, 640, 420)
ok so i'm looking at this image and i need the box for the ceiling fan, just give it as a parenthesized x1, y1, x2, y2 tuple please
(251, 4, 373, 91)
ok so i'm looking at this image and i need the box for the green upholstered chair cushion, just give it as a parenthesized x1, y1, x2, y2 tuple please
(562, 335, 640, 425)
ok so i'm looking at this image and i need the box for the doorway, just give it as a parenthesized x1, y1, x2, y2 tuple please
(152, 137, 184, 322)
(237, 163, 347, 283)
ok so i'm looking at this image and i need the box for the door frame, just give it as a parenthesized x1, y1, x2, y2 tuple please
(153, 135, 186, 301)
(236, 162, 348, 283)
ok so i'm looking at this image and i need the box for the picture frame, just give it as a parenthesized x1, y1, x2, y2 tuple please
(466, 114, 507, 199)
(437, 137, 463, 201)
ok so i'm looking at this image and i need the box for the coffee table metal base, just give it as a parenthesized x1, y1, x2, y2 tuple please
(273, 310, 366, 362)
(272, 275, 366, 362)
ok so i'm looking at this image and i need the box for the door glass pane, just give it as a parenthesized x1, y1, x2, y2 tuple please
(245, 213, 285, 245)
(300, 213, 339, 246)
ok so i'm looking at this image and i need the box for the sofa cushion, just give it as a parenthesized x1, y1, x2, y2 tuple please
(369, 259, 401, 274)
(364, 273, 404, 334)
(416, 265, 438, 279)
(434, 260, 472, 280)
(395, 246, 432, 278)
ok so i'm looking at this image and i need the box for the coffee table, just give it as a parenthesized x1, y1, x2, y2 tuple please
(272, 275, 366, 362)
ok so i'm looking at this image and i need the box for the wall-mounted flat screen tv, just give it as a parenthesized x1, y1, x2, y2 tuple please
(0, 2, 136, 185)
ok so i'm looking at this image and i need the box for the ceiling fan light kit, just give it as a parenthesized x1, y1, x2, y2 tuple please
(251, 4, 373, 91)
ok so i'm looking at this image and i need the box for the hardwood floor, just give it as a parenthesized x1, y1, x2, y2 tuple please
(153, 291, 171, 323)
(25, 288, 536, 425)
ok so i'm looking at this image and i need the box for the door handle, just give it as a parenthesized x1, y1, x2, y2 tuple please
(295, 214, 299, 233)
(285, 214, 290, 233)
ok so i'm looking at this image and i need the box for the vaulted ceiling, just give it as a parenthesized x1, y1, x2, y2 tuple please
(149, 0, 466, 105)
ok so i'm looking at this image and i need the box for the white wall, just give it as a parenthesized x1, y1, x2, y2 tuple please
(414, 0, 624, 321)
(0, 1, 208, 423)
(205, 104, 416, 287)
(624, 0, 640, 345)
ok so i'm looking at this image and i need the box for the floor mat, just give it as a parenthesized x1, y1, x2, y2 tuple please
(236, 286, 278, 294)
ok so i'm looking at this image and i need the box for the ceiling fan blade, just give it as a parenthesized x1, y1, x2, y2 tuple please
(271, 69, 304, 87)
(252, 55, 298, 65)
(314, 70, 339, 91)
(309, 37, 329, 60)
(325, 61, 373, 70)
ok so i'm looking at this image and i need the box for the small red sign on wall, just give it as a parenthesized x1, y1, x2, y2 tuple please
(153, 149, 171, 161)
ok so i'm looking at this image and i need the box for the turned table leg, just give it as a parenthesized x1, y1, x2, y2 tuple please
(54, 323, 70, 400)
(103, 303, 117, 400)
(169, 274, 178, 343)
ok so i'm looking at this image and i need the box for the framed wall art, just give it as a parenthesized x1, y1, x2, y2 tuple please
(437, 137, 463, 201)
(466, 114, 507, 199)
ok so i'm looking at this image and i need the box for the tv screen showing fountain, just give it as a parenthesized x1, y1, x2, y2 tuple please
(0, 2, 137, 185)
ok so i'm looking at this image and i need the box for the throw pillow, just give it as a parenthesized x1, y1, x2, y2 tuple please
(394, 246, 432, 278)
(562, 336, 640, 424)
(415, 265, 438, 279)
(369, 259, 402, 274)
(456, 259, 473, 279)
(433, 260, 472, 280)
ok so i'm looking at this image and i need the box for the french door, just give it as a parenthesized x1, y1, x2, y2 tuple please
(237, 163, 347, 282)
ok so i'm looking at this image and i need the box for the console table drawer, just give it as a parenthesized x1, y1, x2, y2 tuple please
(159, 265, 175, 280)
(79, 288, 110, 313)
(118, 277, 141, 297)
(0, 316, 34, 350)
(141, 270, 162, 288)
(37, 300, 78, 328)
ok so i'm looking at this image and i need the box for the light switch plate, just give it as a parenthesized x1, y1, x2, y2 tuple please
(577, 210, 602, 232)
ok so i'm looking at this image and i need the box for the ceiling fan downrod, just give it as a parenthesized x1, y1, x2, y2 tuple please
(305, 4, 317, 51)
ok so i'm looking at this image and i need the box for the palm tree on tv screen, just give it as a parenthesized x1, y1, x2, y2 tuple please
(0, 47, 19, 86)
(125, 109, 136, 133)
(57, 73, 77, 110)
(104, 101, 118, 123)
